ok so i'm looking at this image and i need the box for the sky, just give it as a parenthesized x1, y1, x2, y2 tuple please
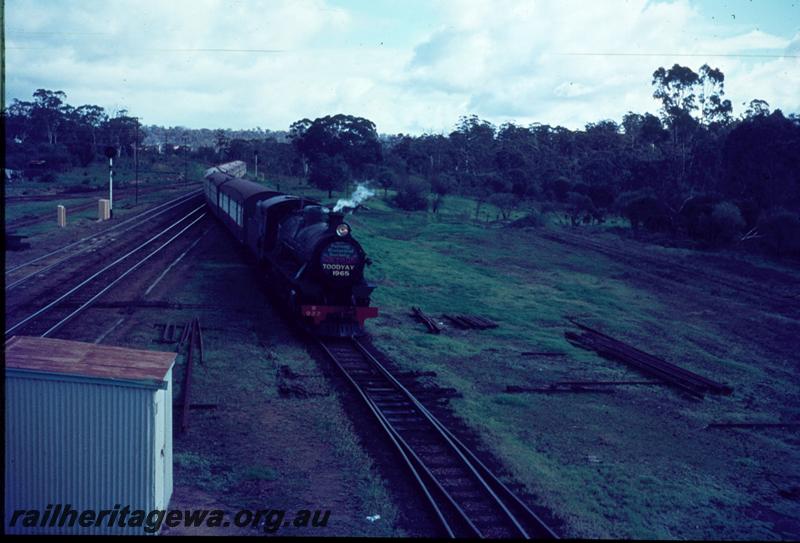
(4, 0, 799, 135)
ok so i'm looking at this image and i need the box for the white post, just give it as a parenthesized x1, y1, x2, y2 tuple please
(109, 157, 114, 218)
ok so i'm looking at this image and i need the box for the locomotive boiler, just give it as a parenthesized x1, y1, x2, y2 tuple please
(203, 161, 378, 336)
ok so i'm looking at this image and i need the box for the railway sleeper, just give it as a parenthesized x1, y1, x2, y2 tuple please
(386, 415, 427, 432)
(391, 423, 433, 433)
(345, 368, 378, 376)
(381, 408, 421, 416)
(408, 454, 457, 468)
(358, 378, 393, 386)
(371, 399, 413, 407)
(407, 443, 448, 455)
(448, 493, 494, 508)
(364, 386, 397, 393)
(429, 467, 474, 481)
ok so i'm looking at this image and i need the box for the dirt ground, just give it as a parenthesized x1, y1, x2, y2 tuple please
(6, 193, 799, 538)
(78, 222, 417, 537)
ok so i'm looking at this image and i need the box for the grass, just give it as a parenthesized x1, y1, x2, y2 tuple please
(5, 180, 203, 241)
(314, 191, 800, 539)
(7, 155, 211, 195)
(13, 166, 796, 537)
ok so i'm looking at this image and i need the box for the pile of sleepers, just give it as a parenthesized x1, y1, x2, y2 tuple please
(411, 306, 442, 333)
(565, 319, 732, 398)
(443, 314, 498, 330)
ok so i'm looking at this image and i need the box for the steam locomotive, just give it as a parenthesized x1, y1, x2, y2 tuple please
(204, 161, 378, 336)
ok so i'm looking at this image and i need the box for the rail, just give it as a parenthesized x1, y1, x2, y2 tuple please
(319, 337, 557, 539)
(5, 205, 207, 339)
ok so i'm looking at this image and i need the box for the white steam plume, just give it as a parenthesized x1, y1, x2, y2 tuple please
(333, 183, 375, 213)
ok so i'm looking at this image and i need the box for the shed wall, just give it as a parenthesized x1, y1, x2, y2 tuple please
(5, 374, 170, 535)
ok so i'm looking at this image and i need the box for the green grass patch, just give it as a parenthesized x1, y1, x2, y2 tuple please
(333, 196, 800, 539)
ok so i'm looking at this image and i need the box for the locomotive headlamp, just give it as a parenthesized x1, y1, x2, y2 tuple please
(335, 223, 351, 237)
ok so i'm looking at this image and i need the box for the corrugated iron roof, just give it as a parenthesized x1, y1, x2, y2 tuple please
(5, 336, 176, 388)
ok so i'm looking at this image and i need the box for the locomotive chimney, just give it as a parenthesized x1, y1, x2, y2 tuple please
(328, 211, 344, 229)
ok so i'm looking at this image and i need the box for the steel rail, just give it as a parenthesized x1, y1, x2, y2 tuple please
(317, 339, 457, 538)
(565, 320, 732, 397)
(542, 231, 798, 313)
(353, 338, 558, 538)
(39, 213, 206, 338)
(319, 337, 557, 539)
(5, 205, 206, 337)
(351, 338, 556, 539)
(325, 338, 527, 537)
(5, 189, 202, 277)
(6, 192, 204, 292)
(347, 340, 524, 537)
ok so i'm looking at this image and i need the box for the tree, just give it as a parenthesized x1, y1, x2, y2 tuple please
(722, 110, 800, 211)
(698, 64, 732, 126)
(4, 100, 35, 143)
(289, 118, 313, 176)
(616, 190, 673, 232)
(652, 65, 699, 122)
(709, 201, 744, 245)
(291, 114, 381, 177)
(227, 138, 254, 161)
(31, 89, 67, 144)
(565, 192, 597, 225)
(758, 210, 800, 257)
(431, 174, 455, 213)
(393, 176, 429, 211)
(214, 129, 230, 160)
(309, 154, 350, 197)
(103, 112, 141, 157)
(450, 115, 496, 176)
(377, 167, 397, 197)
(259, 137, 298, 177)
(489, 192, 518, 220)
(470, 173, 507, 219)
(743, 99, 770, 119)
(74, 104, 108, 156)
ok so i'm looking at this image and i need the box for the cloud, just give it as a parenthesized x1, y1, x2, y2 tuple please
(786, 32, 800, 56)
(4, 0, 798, 134)
(399, 0, 798, 130)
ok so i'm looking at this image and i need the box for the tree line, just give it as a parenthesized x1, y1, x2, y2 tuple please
(4, 63, 799, 256)
(289, 64, 799, 257)
(4, 89, 144, 175)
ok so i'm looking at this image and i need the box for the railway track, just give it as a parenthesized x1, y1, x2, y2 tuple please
(541, 230, 799, 316)
(5, 182, 202, 230)
(4, 181, 198, 204)
(319, 337, 557, 539)
(4, 205, 208, 339)
(5, 189, 203, 291)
